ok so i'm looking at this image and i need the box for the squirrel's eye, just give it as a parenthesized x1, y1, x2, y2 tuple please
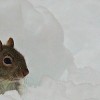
(3, 56, 13, 66)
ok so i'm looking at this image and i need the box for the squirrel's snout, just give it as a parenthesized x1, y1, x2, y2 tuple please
(22, 69, 29, 77)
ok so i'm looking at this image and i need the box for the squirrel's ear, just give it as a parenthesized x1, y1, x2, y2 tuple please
(0, 40, 2, 51)
(7, 37, 14, 48)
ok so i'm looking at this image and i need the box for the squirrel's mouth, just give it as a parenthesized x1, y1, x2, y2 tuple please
(11, 71, 28, 81)
(0, 68, 29, 81)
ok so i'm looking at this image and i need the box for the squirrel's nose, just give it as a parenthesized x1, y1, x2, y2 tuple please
(22, 69, 29, 77)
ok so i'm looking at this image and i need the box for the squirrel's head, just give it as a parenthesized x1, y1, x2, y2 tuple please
(0, 38, 29, 81)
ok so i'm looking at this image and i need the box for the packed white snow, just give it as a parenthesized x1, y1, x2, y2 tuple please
(0, 0, 100, 100)
(0, 77, 100, 100)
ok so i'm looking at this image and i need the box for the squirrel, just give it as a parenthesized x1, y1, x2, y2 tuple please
(0, 37, 29, 94)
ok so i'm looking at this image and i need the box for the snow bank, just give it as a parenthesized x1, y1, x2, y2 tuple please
(0, 90, 21, 100)
(0, 77, 100, 100)
(28, 0, 100, 71)
(0, 0, 75, 86)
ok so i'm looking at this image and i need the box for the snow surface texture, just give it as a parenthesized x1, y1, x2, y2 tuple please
(0, 0, 100, 100)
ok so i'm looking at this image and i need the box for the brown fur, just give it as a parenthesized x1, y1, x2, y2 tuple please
(0, 38, 29, 94)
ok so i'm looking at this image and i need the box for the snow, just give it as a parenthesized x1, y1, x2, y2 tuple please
(0, 0, 100, 100)
(1, 77, 100, 100)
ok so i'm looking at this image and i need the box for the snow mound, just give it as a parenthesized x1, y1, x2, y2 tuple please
(74, 48, 100, 71)
(0, 0, 75, 86)
(0, 77, 100, 100)
(0, 90, 21, 100)
(67, 66, 100, 85)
